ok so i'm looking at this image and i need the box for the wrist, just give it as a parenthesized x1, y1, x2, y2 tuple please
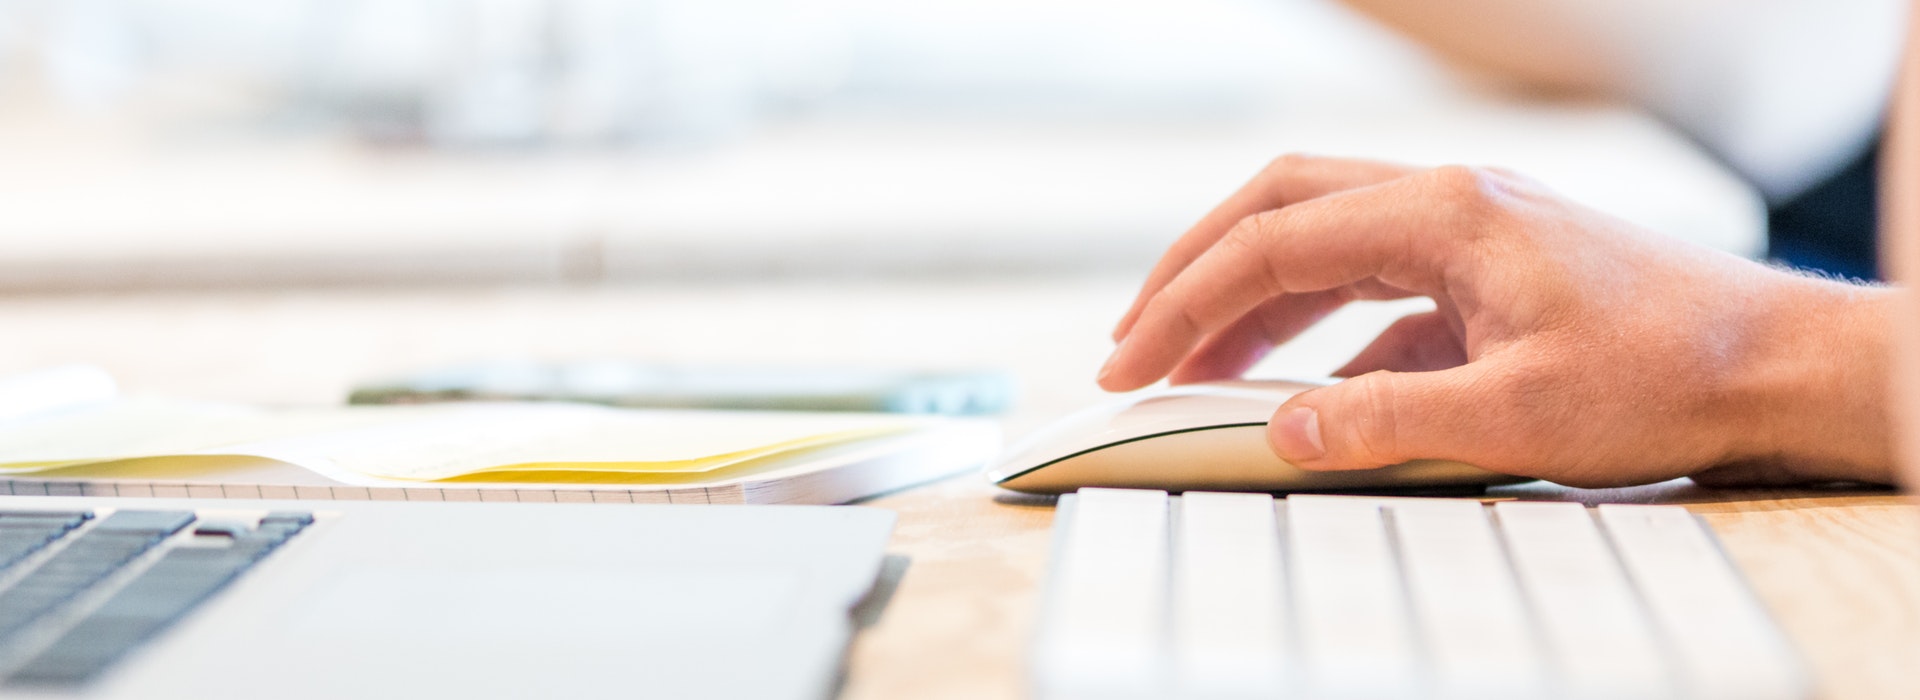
(1715, 277, 1897, 484)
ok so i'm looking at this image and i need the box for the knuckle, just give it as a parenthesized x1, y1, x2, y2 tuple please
(1227, 209, 1287, 248)
(1424, 165, 1507, 204)
(1421, 165, 1522, 239)
(1144, 285, 1208, 338)
(1258, 153, 1320, 196)
(1482, 165, 1526, 181)
(1227, 208, 1278, 239)
(1222, 210, 1289, 294)
(1341, 372, 1405, 464)
(1263, 152, 1318, 176)
(1168, 303, 1207, 340)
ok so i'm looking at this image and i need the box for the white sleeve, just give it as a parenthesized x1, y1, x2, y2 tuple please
(1556, 0, 1907, 201)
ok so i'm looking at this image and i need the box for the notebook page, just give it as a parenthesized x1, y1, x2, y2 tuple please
(229, 403, 926, 482)
(0, 399, 399, 472)
(0, 365, 118, 425)
(0, 399, 928, 483)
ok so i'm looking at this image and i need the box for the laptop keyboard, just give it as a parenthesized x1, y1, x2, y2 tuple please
(1033, 488, 1807, 700)
(0, 508, 312, 688)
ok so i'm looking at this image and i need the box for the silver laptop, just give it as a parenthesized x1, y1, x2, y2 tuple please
(0, 495, 894, 700)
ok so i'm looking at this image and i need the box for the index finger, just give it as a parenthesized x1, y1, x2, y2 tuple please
(1100, 167, 1493, 391)
(1111, 155, 1414, 341)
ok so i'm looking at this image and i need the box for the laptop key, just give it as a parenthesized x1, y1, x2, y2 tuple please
(0, 512, 91, 528)
(5, 654, 112, 687)
(0, 524, 80, 540)
(5, 523, 306, 689)
(91, 511, 195, 536)
(41, 545, 145, 567)
(191, 521, 251, 538)
(0, 528, 73, 569)
(0, 516, 180, 642)
(6, 618, 164, 688)
(0, 529, 63, 545)
(259, 511, 315, 526)
(252, 522, 306, 542)
(0, 544, 41, 568)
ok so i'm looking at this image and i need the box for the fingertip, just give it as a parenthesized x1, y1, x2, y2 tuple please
(1095, 372, 1147, 393)
(1096, 337, 1137, 392)
(1269, 406, 1326, 465)
(1096, 364, 1155, 393)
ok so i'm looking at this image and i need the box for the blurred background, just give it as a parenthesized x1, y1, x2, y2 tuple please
(7, 0, 1902, 290)
(0, 0, 1906, 436)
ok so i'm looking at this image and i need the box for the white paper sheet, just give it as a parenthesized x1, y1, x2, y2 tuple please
(0, 397, 928, 483)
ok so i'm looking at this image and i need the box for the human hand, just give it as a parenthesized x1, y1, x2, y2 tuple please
(1101, 155, 1896, 488)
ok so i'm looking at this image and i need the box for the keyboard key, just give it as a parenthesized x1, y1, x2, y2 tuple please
(0, 513, 87, 529)
(48, 540, 150, 564)
(1170, 492, 1288, 698)
(0, 506, 92, 521)
(1034, 488, 1170, 699)
(1493, 501, 1672, 700)
(1387, 499, 1546, 700)
(1285, 496, 1417, 698)
(0, 521, 175, 642)
(5, 653, 114, 687)
(0, 528, 73, 569)
(259, 511, 315, 526)
(0, 529, 64, 545)
(0, 544, 43, 568)
(191, 521, 251, 538)
(1032, 491, 1808, 700)
(252, 522, 306, 542)
(3, 520, 306, 688)
(1598, 505, 1809, 700)
(91, 511, 195, 536)
(6, 618, 168, 688)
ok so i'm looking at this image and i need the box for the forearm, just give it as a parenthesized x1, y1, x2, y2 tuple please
(1336, 0, 1634, 95)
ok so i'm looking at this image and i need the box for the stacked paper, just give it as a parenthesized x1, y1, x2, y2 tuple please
(0, 385, 931, 487)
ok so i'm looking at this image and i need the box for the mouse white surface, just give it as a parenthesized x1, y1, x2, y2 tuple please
(988, 380, 1527, 494)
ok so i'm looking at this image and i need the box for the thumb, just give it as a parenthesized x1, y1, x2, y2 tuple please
(1268, 366, 1498, 471)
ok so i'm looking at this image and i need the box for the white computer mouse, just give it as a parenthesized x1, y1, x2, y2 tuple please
(987, 379, 1530, 494)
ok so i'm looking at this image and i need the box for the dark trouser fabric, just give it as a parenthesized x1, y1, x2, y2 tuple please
(1768, 136, 1881, 281)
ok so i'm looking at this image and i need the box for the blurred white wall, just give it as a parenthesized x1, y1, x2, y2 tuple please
(5, 0, 1384, 144)
(0, 0, 1768, 289)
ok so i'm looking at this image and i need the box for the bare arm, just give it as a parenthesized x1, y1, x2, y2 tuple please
(1885, 3, 1920, 491)
(1337, 0, 1630, 96)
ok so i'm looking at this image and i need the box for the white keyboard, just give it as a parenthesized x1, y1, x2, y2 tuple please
(1032, 489, 1807, 700)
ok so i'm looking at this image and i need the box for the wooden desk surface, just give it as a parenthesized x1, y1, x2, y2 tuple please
(0, 279, 1911, 699)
